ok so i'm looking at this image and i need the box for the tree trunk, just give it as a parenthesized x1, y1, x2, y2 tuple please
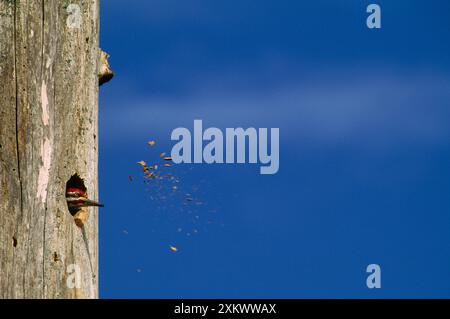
(0, 0, 100, 298)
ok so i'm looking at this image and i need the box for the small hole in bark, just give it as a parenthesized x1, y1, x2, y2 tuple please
(66, 173, 87, 216)
(12, 237, 17, 247)
(53, 252, 60, 262)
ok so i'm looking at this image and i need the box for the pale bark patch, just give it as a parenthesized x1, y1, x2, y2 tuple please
(41, 81, 49, 126)
(37, 138, 52, 203)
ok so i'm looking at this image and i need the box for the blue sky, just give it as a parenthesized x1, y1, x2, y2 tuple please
(98, 0, 450, 298)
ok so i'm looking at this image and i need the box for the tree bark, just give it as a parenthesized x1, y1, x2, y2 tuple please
(0, 0, 100, 298)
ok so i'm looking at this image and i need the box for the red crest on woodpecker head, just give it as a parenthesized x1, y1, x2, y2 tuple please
(66, 187, 87, 198)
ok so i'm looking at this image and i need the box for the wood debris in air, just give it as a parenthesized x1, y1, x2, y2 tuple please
(170, 246, 178, 252)
(136, 139, 216, 250)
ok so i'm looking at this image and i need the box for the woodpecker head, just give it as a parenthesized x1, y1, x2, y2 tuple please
(66, 187, 104, 213)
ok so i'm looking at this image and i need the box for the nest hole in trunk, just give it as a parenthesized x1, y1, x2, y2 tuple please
(66, 173, 87, 216)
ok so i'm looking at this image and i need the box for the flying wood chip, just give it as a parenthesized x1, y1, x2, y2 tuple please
(137, 160, 146, 166)
(148, 141, 156, 146)
(163, 157, 172, 161)
(170, 246, 178, 252)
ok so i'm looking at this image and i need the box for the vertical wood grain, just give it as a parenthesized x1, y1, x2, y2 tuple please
(0, 0, 100, 298)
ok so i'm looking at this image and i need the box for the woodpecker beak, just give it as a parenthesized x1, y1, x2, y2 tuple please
(78, 198, 104, 208)
(66, 197, 104, 208)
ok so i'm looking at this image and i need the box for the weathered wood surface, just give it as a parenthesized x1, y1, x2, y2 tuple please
(0, 0, 100, 298)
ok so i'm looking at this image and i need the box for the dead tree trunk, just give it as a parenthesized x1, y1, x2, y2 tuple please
(0, 0, 100, 298)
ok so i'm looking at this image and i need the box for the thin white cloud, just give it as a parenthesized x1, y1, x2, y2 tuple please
(100, 69, 450, 148)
